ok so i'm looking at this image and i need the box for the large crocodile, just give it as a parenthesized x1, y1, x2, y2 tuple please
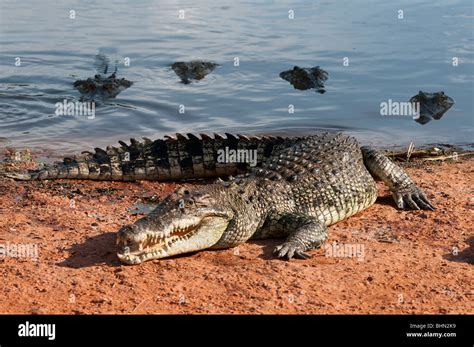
(5, 133, 435, 264)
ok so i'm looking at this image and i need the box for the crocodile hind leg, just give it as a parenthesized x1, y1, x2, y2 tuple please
(361, 146, 435, 210)
(271, 214, 328, 260)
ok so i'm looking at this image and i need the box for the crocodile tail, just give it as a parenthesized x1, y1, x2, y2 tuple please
(4, 153, 101, 181)
(4, 172, 41, 180)
(5, 133, 295, 181)
(3, 149, 119, 181)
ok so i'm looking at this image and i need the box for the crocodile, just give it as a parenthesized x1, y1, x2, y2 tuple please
(280, 66, 328, 93)
(171, 60, 218, 84)
(409, 91, 454, 125)
(4, 133, 435, 264)
(74, 51, 132, 101)
(74, 72, 132, 101)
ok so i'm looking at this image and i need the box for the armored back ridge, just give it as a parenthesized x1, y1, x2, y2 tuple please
(7, 133, 297, 181)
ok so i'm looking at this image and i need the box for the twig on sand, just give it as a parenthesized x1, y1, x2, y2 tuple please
(419, 153, 471, 161)
(385, 144, 473, 162)
(132, 298, 148, 313)
(406, 142, 415, 162)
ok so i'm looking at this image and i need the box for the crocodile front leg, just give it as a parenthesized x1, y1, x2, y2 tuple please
(271, 214, 328, 260)
(361, 146, 435, 210)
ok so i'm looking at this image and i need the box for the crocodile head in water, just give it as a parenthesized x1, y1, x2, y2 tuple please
(73, 72, 133, 101)
(410, 91, 454, 125)
(279, 66, 328, 93)
(116, 186, 234, 264)
(171, 60, 218, 84)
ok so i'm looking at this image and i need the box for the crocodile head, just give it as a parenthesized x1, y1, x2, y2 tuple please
(279, 66, 328, 93)
(171, 60, 218, 84)
(73, 73, 133, 101)
(116, 186, 234, 264)
(410, 91, 454, 124)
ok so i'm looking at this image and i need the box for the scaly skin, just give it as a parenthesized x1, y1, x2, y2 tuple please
(5, 134, 297, 181)
(113, 132, 434, 264)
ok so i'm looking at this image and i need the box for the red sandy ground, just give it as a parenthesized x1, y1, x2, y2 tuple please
(0, 159, 472, 314)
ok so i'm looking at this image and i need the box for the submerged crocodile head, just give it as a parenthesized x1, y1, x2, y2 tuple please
(171, 60, 218, 84)
(74, 72, 133, 101)
(279, 66, 328, 93)
(116, 186, 234, 264)
(410, 91, 454, 125)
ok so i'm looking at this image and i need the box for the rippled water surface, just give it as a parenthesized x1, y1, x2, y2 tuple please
(0, 0, 473, 154)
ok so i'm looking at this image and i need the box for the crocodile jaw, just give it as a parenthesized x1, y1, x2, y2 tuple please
(117, 215, 230, 264)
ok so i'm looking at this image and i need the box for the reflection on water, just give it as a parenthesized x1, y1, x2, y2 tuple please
(0, 0, 472, 154)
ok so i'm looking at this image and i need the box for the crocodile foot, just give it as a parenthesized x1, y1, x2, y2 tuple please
(392, 184, 435, 211)
(273, 241, 311, 260)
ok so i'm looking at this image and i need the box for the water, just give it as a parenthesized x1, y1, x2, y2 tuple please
(0, 0, 473, 156)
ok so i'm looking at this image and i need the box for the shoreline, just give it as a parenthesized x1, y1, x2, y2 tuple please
(1, 129, 473, 163)
(1, 138, 472, 168)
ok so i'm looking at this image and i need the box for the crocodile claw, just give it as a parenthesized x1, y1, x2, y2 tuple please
(273, 242, 311, 260)
(392, 185, 435, 211)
